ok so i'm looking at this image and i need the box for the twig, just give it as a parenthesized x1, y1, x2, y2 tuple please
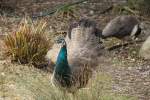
(99, 5, 113, 14)
(32, 0, 88, 19)
(107, 40, 144, 51)
(107, 42, 130, 51)
(123, 6, 139, 15)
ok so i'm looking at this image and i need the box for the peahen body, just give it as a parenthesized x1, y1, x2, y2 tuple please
(102, 15, 141, 41)
(47, 19, 104, 93)
(51, 39, 93, 93)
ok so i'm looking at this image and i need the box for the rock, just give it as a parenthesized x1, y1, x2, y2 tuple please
(102, 15, 139, 40)
(140, 36, 150, 59)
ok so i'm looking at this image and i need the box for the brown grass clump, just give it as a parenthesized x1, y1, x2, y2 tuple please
(3, 18, 51, 68)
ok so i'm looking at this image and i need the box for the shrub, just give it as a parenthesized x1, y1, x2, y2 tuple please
(113, 0, 150, 16)
(3, 18, 51, 67)
(127, 0, 150, 15)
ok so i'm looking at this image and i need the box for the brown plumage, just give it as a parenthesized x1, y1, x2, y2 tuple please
(46, 19, 104, 94)
(102, 15, 140, 40)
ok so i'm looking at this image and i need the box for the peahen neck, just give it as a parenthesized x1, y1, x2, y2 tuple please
(55, 45, 71, 76)
(54, 45, 72, 87)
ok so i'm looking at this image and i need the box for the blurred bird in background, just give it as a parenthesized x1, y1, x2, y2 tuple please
(102, 15, 141, 41)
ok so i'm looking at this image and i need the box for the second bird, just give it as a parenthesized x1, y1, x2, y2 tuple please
(101, 15, 141, 41)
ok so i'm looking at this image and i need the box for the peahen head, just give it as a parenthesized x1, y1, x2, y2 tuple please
(55, 38, 68, 65)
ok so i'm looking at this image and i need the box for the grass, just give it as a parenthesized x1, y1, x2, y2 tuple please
(112, 0, 150, 17)
(0, 61, 137, 100)
(2, 18, 51, 68)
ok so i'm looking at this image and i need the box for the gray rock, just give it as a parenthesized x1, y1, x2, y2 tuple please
(140, 36, 150, 59)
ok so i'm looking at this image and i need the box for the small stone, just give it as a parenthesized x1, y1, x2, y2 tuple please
(128, 67, 132, 70)
(90, 10, 94, 15)
(1, 72, 5, 76)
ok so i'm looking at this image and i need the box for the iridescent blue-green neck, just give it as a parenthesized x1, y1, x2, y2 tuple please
(55, 45, 69, 69)
(54, 45, 71, 87)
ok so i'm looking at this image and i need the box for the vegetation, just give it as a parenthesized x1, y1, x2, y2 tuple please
(0, 63, 136, 100)
(113, 0, 150, 17)
(3, 18, 51, 67)
(127, 0, 150, 15)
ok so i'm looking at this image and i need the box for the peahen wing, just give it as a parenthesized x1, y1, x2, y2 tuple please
(69, 57, 93, 89)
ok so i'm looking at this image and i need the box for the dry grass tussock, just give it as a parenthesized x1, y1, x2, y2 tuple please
(2, 18, 52, 68)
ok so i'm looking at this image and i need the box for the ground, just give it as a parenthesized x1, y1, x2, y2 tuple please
(0, 0, 150, 100)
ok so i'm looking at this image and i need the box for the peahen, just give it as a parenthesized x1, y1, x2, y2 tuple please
(102, 15, 141, 41)
(47, 19, 104, 94)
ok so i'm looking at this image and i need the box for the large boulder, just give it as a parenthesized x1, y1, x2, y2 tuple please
(139, 36, 150, 59)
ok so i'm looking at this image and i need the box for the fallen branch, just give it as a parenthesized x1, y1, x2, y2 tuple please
(123, 6, 139, 15)
(99, 5, 113, 14)
(32, 0, 88, 19)
(107, 39, 144, 51)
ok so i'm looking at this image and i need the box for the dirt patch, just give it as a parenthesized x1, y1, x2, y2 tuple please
(98, 42, 150, 100)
